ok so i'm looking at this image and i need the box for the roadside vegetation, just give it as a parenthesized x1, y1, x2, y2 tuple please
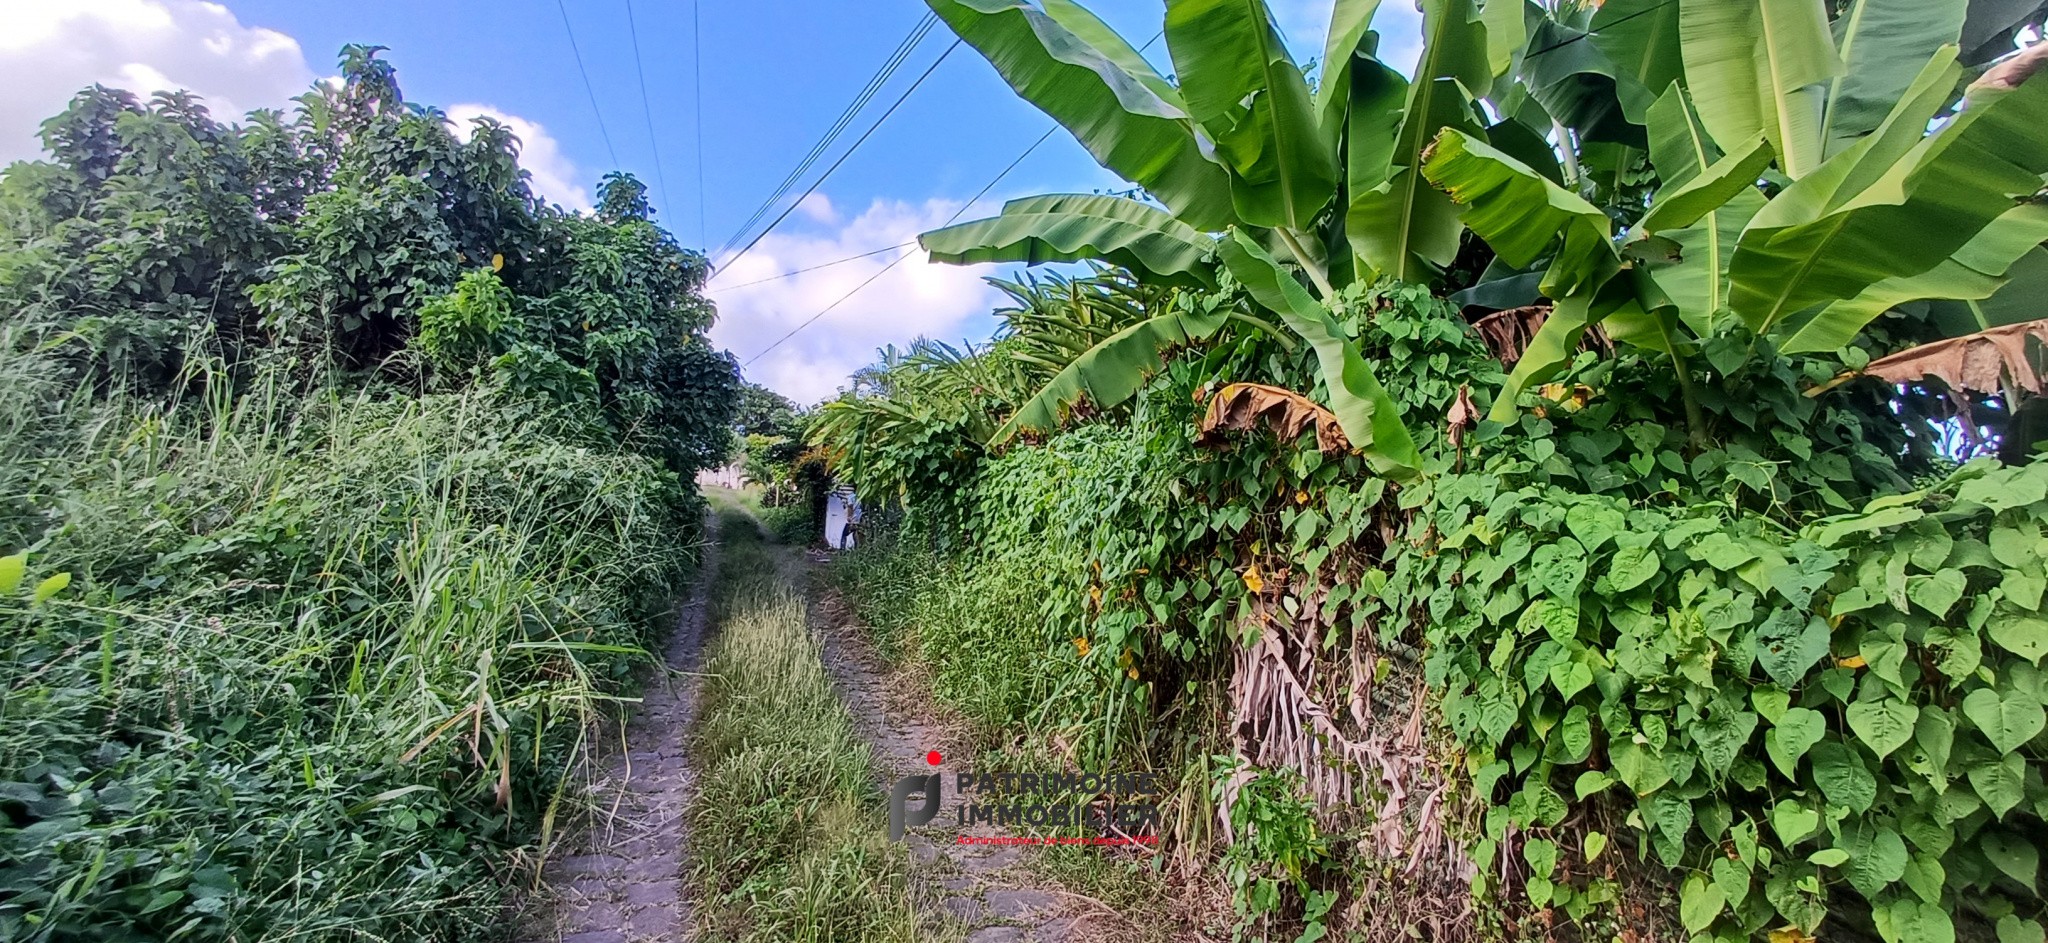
(0, 47, 736, 941)
(687, 507, 927, 943)
(815, 2, 2048, 941)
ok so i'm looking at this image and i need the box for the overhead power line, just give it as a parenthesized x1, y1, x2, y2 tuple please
(552, 0, 621, 171)
(622, 0, 673, 220)
(716, 14, 939, 258)
(735, 32, 1166, 367)
(706, 241, 917, 292)
(718, 37, 963, 276)
(692, 0, 708, 247)
(740, 126, 1055, 367)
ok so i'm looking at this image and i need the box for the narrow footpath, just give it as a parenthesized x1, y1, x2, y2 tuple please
(519, 514, 719, 943)
(792, 547, 1127, 943)
(524, 511, 1134, 943)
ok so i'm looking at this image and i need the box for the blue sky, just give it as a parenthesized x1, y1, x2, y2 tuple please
(0, 0, 1423, 401)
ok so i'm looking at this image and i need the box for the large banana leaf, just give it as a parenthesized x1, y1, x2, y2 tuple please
(1776, 203, 2048, 352)
(1421, 129, 1618, 299)
(1478, 0, 1525, 80)
(1961, 0, 2048, 64)
(1821, 0, 1967, 158)
(1644, 85, 1769, 334)
(1589, 0, 1682, 125)
(1518, 17, 1654, 145)
(1633, 136, 1774, 236)
(1166, 0, 1336, 230)
(1730, 50, 2048, 333)
(920, 194, 1217, 287)
(1346, 0, 1494, 282)
(1679, 0, 1843, 179)
(1486, 279, 1642, 422)
(1217, 230, 1422, 478)
(1040, 0, 1180, 104)
(990, 303, 1231, 444)
(925, 0, 1236, 230)
(1931, 247, 2048, 334)
(1317, 0, 1390, 142)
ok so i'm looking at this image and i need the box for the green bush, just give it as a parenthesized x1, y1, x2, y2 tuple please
(0, 343, 696, 940)
(760, 504, 818, 546)
(1406, 348, 2048, 940)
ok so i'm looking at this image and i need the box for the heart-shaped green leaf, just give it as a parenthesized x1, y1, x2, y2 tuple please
(1766, 708, 1826, 777)
(1963, 687, 2046, 754)
(1907, 568, 1967, 616)
(1772, 800, 1820, 845)
(1847, 699, 1917, 759)
(1679, 873, 1725, 932)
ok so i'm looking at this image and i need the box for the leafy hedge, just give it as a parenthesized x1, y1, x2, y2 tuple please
(1408, 345, 2048, 941)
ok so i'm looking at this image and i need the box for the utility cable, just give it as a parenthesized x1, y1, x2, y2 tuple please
(553, 0, 621, 171)
(740, 124, 1053, 367)
(706, 242, 917, 292)
(718, 37, 962, 276)
(732, 31, 1172, 366)
(623, 0, 673, 219)
(692, 0, 708, 246)
(717, 14, 938, 257)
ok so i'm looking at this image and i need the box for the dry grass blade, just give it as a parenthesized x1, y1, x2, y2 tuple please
(1446, 385, 1477, 450)
(1194, 383, 1350, 454)
(1469, 305, 1613, 366)
(1864, 317, 2048, 393)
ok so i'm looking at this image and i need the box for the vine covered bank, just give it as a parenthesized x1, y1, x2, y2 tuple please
(813, 1, 2048, 941)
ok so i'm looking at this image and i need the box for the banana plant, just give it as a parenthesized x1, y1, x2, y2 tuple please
(1427, 22, 2048, 429)
(916, 0, 1525, 479)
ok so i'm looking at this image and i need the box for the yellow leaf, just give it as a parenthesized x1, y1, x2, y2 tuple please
(1072, 637, 1091, 657)
(1088, 585, 1102, 607)
(1119, 649, 1134, 669)
(491, 253, 505, 271)
(1242, 566, 1264, 594)
(1294, 490, 1309, 504)
(1768, 928, 1811, 943)
(1126, 668, 1140, 680)
(1838, 655, 1867, 669)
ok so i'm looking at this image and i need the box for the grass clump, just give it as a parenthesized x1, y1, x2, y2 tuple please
(687, 510, 928, 943)
(0, 345, 698, 940)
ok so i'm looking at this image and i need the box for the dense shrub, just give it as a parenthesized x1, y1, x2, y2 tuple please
(0, 44, 738, 943)
(0, 347, 695, 939)
(760, 504, 819, 546)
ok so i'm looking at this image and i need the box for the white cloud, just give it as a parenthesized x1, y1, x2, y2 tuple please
(445, 104, 594, 212)
(704, 196, 1009, 405)
(795, 193, 839, 225)
(0, 0, 314, 165)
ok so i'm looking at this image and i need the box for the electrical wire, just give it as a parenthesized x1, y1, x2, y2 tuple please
(706, 242, 917, 292)
(717, 14, 938, 258)
(740, 125, 1055, 367)
(718, 37, 962, 276)
(623, 0, 673, 219)
(692, 0, 708, 247)
(735, 32, 1165, 366)
(553, 0, 620, 170)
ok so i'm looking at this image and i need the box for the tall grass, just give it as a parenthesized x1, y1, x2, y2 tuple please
(687, 510, 929, 943)
(0, 334, 698, 940)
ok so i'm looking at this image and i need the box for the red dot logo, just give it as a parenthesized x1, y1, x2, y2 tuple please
(925, 751, 943, 766)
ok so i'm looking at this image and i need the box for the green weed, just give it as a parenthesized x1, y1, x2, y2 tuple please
(687, 513, 931, 943)
(0, 342, 696, 940)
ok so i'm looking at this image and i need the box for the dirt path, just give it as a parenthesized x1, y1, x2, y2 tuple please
(791, 547, 1117, 943)
(519, 514, 720, 943)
